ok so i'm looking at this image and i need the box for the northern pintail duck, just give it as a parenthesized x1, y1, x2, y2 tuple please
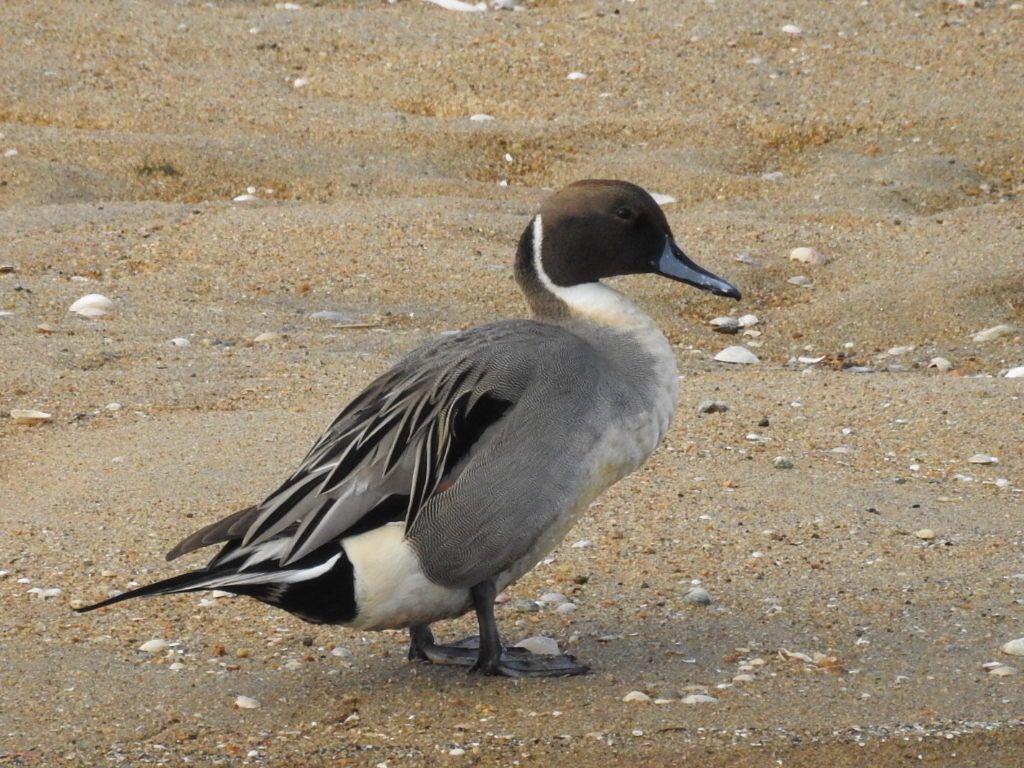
(78, 180, 740, 677)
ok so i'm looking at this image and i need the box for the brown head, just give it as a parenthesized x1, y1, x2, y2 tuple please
(515, 180, 740, 319)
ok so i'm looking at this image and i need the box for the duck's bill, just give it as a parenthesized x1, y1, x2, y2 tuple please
(654, 239, 741, 299)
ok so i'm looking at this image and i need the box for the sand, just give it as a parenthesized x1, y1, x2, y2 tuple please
(1, 0, 1023, 765)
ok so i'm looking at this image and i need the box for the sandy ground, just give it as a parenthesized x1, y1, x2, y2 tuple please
(2, 0, 1023, 765)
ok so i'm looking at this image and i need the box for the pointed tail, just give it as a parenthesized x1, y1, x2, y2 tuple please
(74, 569, 224, 613)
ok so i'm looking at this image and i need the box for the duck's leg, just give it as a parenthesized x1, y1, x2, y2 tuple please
(468, 580, 589, 678)
(407, 623, 480, 666)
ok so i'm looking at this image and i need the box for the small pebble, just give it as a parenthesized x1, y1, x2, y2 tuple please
(735, 252, 761, 266)
(647, 191, 676, 206)
(971, 324, 1014, 342)
(1000, 638, 1024, 656)
(622, 690, 651, 703)
(68, 293, 113, 319)
(566, 71, 588, 81)
(682, 587, 712, 606)
(714, 346, 760, 365)
(571, 539, 593, 549)
(139, 639, 169, 653)
(234, 695, 261, 709)
(989, 665, 1018, 676)
(168, 662, 185, 672)
(738, 314, 759, 328)
(233, 193, 258, 202)
(1004, 366, 1024, 378)
(0, 264, 15, 273)
(732, 674, 756, 683)
(967, 454, 998, 465)
(781, 23, 802, 35)
(512, 599, 540, 613)
(773, 456, 794, 470)
(293, 77, 309, 89)
(253, 332, 282, 343)
(710, 316, 741, 334)
(169, 337, 191, 347)
(788, 247, 828, 265)
(538, 592, 567, 604)
(681, 694, 717, 704)
(697, 399, 729, 415)
(469, 113, 495, 122)
(309, 310, 353, 323)
(914, 529, 936, 541)
(514, 636, 560, 655)
(927, 357, 953, 371)
(449, 748, 466, 756)
(555, 602, 578, 615)
(331, 646, 353, 658)
(10, 409, 52, 426)
(787, 275, 813, 287)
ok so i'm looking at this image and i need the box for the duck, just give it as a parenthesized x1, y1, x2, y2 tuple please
(76, 179, 740, 677)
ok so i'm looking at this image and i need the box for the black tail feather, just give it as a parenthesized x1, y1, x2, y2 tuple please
(74, 569, 220, 613)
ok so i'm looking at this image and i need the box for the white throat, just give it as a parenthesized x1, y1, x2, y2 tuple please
(532, 214, 650, 328)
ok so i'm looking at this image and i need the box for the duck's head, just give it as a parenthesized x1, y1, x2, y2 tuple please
(516, 179, 740, 319)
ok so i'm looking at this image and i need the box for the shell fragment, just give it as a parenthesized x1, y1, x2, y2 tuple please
(714, 346, 760, 365)
(68, 294, 113, 318)
(10, 409, 52, 425)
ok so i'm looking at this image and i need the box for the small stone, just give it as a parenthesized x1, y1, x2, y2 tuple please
(449, 748, 466, 756)
(927, 357, 953, 371)
(989, 665, 1018, 676)
(622, 690, 651, 703)
(511, 599, 539, 613)
(914, 529, 936, 541)
(732, 674, 756, 683)
(972, 324, 1014, 343)
(735, 252, 761, 266)
(781, 23, 802, 35)
(697, 399, 729, 415)
(1000, 638, 1024, 656)
(0, 264, 15, 273)
(538, 592, 567, 604)
(293, 77, 309, 89)
(681, 694, 717, 704)
(331, 646, 353, 658)
(139, 639, 169, 653)
(169, 337, 191, 347)
(787, 275, 813, 287)
(967, 454, 998, 465)
(738, 314, 759, 328)
(789, 247, 828, 265)
(571, 539, 594, 549)
(309, 310, 353, 323)
(252, 332, 282, 343)
(469, 113, 495, 122)
(647, 191, 677, 206)
(682, 587, 712, 606)
(773, 456, 794, 470)
(1004, 366, 1024, 378)
(710, 316, 741, 334)
(233, 193, 258, 202)
(234, 695, 261, 709)
(284, 659, 303, 670)
(714, 346, 760, 365)
(555, 602, 578, 615)
(235, 648, 252, 658)
(169, 662, 185, 672)
(566, 71, 588, 81)
(514, 636, 560, 655)
(10, 409, 52, 426)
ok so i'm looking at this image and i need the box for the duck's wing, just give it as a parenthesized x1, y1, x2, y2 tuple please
(166, 321, 580, 569)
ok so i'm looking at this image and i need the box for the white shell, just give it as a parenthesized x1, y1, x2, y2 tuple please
(989, 665, 1018, 676)
(781, 24, 802, 35)
(68, 293, 113, 318)
(738, 313, 759, 328)
(139, 639, 169, 653)
(566, 71, 588, 81)
(967, 454, 999, 465)
(787, 275, 813, 287)
(797, 355, 825, 364)
(10, 409, 52, 425)
(927, 357, 953, 371)
(169, 337, 191, 347)
(1004, 366, 1024, 378)
(622, 690, 651, 703)
(914, 529, 936, 541)
(789, 247, 828, 265)
(292, 77, 309, 89)
(234, 695, 261, 709)
(233, 193, 258, 202)
(714, 346, 760, 365)
(681, 694, 717, 704)
(647, 191, 676, 206)
(423, 0, 486, 10)
(710, 316, 741, 333)
(972, 324, 1014, 342)
(735, 252, 761, 266)
(1000, 638, 1024, 656)
(469, 113, 495, 122)
(514, 635, 560, 655)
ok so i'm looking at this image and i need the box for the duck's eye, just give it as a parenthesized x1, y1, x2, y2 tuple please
(615, 207, 634, 221)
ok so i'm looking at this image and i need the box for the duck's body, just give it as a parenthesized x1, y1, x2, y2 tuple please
(78, 180, 739, 677)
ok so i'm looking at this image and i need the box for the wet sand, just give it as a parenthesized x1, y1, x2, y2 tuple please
(1, 1, 1022, 765)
